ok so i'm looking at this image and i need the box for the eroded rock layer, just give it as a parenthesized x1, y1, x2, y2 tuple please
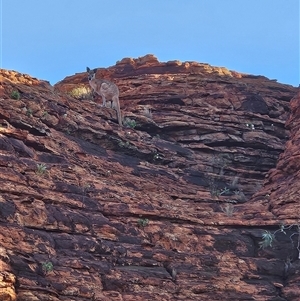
(0, 55, 299, 300)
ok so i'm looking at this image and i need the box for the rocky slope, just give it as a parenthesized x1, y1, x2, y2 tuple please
(0, 55, 299, 300)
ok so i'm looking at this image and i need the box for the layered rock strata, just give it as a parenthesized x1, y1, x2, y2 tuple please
(0, 55, 298, 300)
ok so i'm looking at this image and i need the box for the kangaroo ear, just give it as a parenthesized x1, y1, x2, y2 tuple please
(93, 68, 97, 73)
(86, 67, 90, 72)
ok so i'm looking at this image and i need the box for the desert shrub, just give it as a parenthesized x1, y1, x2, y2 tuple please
(138, 218, 149, 228)
(123, 117, 137, 129)
(220, 203, 237, 217)
(42, 261, 53, 274)
(26, 108, 33, 117)
(10, 90, 20, 100)
(259, 224, 300, 259)
(68, 86, 92, 100)
(36, 163, 47, 175)
(259, 230, 276, 249)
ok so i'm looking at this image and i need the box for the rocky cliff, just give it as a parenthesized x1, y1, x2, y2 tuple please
(0, 55, 299, 300)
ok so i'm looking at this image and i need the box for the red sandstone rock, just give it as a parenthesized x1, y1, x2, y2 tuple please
(0, 55, 299, 300)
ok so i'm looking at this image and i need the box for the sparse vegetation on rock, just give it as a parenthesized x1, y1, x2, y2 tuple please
(260, 224, 300, 259)
(0, 59, 299, 300)
(137, 218, 149, 228)
(36, 163, 47, 175)
(42, 261, 53, 274)
(68, 86, 92, 100)
(10, 90, 20, 100)
(220, 203, 236, 217)
(123, 117, 137, 128)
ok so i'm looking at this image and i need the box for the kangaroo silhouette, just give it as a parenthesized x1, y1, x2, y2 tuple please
(86, 67, 122, 126)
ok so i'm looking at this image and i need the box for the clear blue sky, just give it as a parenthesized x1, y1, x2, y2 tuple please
(1, 0, 299, 86)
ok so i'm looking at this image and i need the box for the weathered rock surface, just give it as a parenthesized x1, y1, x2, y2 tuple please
(0, 55, 299, 300)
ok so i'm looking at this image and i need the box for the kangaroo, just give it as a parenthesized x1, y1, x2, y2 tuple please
(86, 67, 122, 126)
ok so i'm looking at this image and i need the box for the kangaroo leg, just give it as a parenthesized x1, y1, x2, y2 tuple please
(101, 96, 106, 107)
(112, 96, 122, 126)
(91, 90, 94, 99)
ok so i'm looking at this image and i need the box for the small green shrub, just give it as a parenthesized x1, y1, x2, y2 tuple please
(26, 108, 33, 117)
(42, 261, 53, 274)
(259, 230, 275, 249)
(68, 86, 92, 100)
(10, 90, 20, 100)
(259, 224, 300, 259)
(123, 117, 137, 129)
(36, 163, 47, 175)
(210, 185, 230, 198)
(118, 141, 131, 148)
(220, 203, 236, 217)
(138, 218, 149, 228)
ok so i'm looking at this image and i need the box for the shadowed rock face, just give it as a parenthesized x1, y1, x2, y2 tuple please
(0, 55, 299, 300)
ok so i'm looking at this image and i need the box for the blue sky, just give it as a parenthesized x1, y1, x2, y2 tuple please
(1, 0, 299, 86)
